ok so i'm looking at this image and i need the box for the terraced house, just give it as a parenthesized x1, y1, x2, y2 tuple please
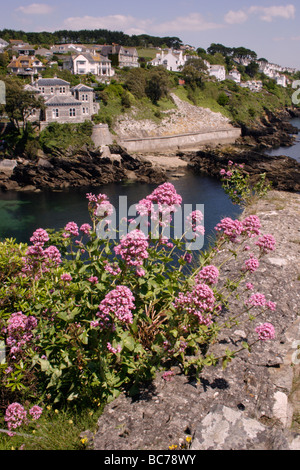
(25, 77, 100, 128)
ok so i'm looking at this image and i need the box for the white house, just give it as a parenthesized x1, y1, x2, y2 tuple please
(240, 80, 263, 92)
(228, 68, 241, 83)
(63, 52, 115, 78)
(0, 38, 9, 52)
(276, 74, 287, 87)
(209, 65, 226, 81)
(150, 49, 187, 72)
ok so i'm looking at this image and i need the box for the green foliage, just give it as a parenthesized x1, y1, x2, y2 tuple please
(39, 121, 93, 154)
(220, 161, 272, 206)
(217, 92, 229, 107)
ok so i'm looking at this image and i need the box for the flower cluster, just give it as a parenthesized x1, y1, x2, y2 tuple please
(97, 285, 136, 325)
(22, 228, 62, 276)
(242, 215, 261, 238)
(107, 342, 122, 355)
(255, 323, 276, 341)
(215, 215, 261, 243)
(80, 223, 92, 235)
(6, 311, 38, 358)
(186, 210, 205, 238)
(86, 192, 113, 218)
(196, 265, 219, 285)
(246, 293, 276, 311)
(244, 256, 260, 273)
(4, 402, 43, 431)
(63, 221, 79, 238)
(114, 229, 149, 268)
(256, 234, 276, 253)
(136, 182, 182, 227)
(215, 217, 244, 243)
(174, 281, 216, 325)
(104, 260, 122, 276)
(29, 228, 49, 246)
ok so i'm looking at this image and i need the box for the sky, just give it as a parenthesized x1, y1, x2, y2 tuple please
(1, 0, 300, 70)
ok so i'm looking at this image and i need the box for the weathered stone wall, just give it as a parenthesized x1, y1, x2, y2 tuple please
(91, 123, 113, 147)
(92, 190, 300, 451)
(118, 128, 242, 153)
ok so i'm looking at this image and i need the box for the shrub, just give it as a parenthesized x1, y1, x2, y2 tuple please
(0, 181, 276, 416)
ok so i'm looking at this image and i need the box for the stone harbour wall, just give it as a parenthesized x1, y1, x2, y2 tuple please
(118, 128, 242, 153)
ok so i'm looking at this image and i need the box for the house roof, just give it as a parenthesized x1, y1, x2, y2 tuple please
(36, 78, 70, 87)
(0, 38, 9, 46)
(8, 56, 44, 68)
(45, 95, 82, 106)
(72, 52, 111, 63)
(71, 84, 93, 92)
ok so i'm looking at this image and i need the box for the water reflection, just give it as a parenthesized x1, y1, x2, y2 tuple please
(0, 173, 242, 247)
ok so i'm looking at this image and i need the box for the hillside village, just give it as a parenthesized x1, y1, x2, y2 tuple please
(0, 35, 298, 130)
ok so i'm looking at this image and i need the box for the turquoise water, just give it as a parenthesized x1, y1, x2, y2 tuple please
(0, 172, 242, 247)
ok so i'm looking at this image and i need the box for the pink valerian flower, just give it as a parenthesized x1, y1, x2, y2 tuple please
(88, 276, 98, 284)
(104, 261, 121, 276)
(241, 215, 261, 238)
(80, 223, 92, 235)
(97, 286, 136, 325)
(30, 228, 49, 246)
(44, 246, 62, 267)
(63, 221, 79, 238)
(255, 323, 276, 341)
(5, 403, 27, 431)
(215, 217, 244, 243)
(136, 267, 146, 277)
(60, 273, 72, 282)
(266, 300, 277, 311)
(246, 283, 254, 290)
(174, 281, 215, 326)
(29, 405, 43, 421)
(256, 234, 276, 253)
(186, 210, 205, 238)
(6, 312, 38, 357)
(86, 193, 114, 218)
(196, 265, 219, 285)
(136, 183, 182, 227)
(114, 229, 149, 267)
(246, 293, 266, 307)
(183, 253, 193, 263)
(107, 342, 122, 355)
(162, 370, 175, 381)
(244, 256, 259, 273)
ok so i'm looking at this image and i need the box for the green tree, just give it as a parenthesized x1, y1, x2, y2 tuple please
(181, 57, 207, 90)
(3, 78, 44, 132)
(124, 68, 147, 98)
(145, 67, 171, 104)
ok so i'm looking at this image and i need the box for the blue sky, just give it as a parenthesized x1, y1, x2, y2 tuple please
(1, 0, 300, 69)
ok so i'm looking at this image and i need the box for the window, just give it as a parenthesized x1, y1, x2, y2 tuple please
(82, 107, 85, 114)
(82, 94, 85, 101)
(50, 87, 54, 94)
(69, 108, 76, 117)
(52, 108, 59, 118)
(59, 87, 65, 94)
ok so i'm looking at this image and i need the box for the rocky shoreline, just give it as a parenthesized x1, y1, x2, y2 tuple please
(0, 107, 299, 193)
